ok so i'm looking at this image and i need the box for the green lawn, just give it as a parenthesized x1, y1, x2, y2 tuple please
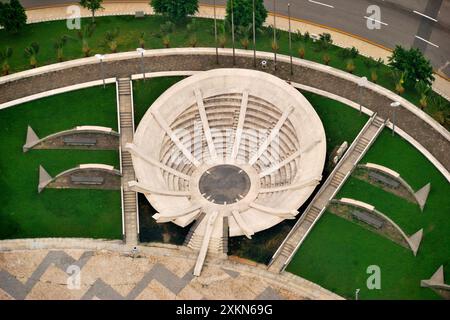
(287, 130, 450, 299)
(0, 85, 122, 239)
(302, 91, 368, 157)
(0, 15, 447, 128)
(287, 212, 439, 300)
(337, 177, 421, 235)
(133, 76, 185, 126)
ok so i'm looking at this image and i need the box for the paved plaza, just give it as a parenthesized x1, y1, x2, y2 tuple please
(0, 248, 337, 300)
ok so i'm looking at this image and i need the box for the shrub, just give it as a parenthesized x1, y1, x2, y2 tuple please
(340, 46, 359, 59)
(303, 31, 311, 42)
(294, 30, 302, 42)
(323, 53, 331, 65)
(318, 33, 333, 50)
(388, 45, 434, 86)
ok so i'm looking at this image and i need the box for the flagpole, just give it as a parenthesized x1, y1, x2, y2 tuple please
(252, 0, 256, 68)
(288, 3, 293, 75)
(273, 0, 277, 71)
(231, 0, 236, 66)
(214, 0, 219, 64)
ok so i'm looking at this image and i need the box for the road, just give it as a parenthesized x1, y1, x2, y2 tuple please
(16, 0, 450, 77)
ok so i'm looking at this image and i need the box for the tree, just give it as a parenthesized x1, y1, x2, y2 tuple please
(388, 45, 435, 86)
(24, 42, 39, 68)
(0, 47, 13, 75)
(226, 0, 267, 30)
(415, 81, 431, 109)
(150, 0, 198, 23)
(0, 0, 27, 34)
(79, 0, 104, 22)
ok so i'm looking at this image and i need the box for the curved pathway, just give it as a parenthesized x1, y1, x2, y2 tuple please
(1, 49, 449, 172)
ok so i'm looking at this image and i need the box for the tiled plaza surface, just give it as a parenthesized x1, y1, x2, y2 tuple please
(0, 249, 334, 300)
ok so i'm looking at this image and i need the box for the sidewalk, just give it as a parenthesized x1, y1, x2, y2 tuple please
(22, 1, 450, 99)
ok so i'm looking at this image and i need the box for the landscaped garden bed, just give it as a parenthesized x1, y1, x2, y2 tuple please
(0, 85, 122, 239)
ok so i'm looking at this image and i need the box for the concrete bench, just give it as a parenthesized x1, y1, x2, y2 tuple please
(135, 11, 145, 18)
(63, 136, 97, 146)
(369, 171, 400, 188)
(352, 210, 384, 229)
(71, 176, 104, 185)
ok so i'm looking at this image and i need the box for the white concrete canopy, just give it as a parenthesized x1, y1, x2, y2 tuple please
(131, 69, 326, 275)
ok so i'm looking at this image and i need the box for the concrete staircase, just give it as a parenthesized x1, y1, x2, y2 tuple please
(117, 77, 138, 246)
(268, 114, 386, 273)
(185, 215, 228, 256)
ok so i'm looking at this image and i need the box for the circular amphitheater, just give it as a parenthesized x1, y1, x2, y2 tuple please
(127, 69, 326, 274)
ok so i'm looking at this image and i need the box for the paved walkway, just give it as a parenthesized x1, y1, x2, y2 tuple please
(0, 240, 342, 300)
(117, 78, 138, 245)
(23, 1, 450, 99)
(269, 115, 386, 272)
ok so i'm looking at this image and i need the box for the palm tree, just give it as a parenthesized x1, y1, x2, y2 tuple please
(0, 47, 13, 75)
(77, 24, 96, 57)
(138, 32, 146, 49)
(188, 35, 198, 47)
(323, 53, 331, 65)
(104, 28, 119, 53)
(298, 46, 305, 59)
(346, 59, 355, 74)
(54, 35, 71, 62)
(391, 70, 405, 95)
(24, 42, 39, 68)
(162, 35, 171, 48)
(238, 25, 251, 50)
(415, 81, 431, 109)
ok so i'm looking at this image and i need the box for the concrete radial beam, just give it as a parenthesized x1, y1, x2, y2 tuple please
(195, 89, 218, 161)
(194, 211, 219, 276)
(128, 181, 190, 197)
(259, 177, 321, 193)
(259, 150, 301, 177)
(230, 90, 249, 160)
(125, 143, 190, 180)
(249, 106, 294, 166)
(249, 202, 298, 219)
(231, 210, 254, 239)
(150, 110, 201, 167)
(153, 204, 202, 223)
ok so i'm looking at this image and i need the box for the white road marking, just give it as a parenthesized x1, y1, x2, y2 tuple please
(414, 35, 439, 48)
(413, 10, 438, 22)
(364, 16, 388, 26)
(308, 0, 334, 9)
